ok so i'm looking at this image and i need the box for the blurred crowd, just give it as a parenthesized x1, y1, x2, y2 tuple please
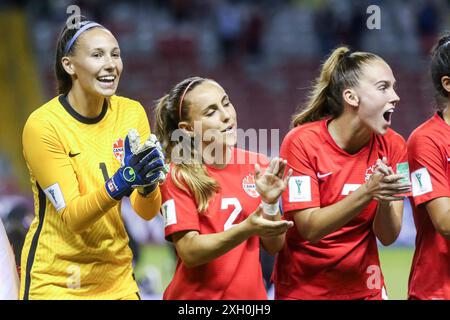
(4, 0, 447, 64)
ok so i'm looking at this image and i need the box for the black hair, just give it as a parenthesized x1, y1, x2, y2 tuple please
(430, 33, 450, 111)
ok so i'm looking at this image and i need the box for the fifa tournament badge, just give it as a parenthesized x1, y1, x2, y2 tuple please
(396, 162, 410, 184)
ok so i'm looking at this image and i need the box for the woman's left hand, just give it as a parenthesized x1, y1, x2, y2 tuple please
(255, 157, 292, 204)
(373, 157, 411, 203)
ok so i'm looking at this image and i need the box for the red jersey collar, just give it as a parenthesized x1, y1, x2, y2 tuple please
(320, 118, 375, 157)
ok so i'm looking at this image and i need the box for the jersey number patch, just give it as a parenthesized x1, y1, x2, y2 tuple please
(222, 198, 242, 231)
(99, 162, 109, 181)
(162, 197, 244, 231)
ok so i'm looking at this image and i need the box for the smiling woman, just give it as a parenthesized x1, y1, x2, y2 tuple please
(55, 21, 123, 117)
(20, 17, 167, 299)
(154, 77, 294, 299)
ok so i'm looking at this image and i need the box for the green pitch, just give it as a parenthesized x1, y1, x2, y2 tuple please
(137, 244, 415, 300)
(378, 247, 414, 300)
(134, 244, 176, 295)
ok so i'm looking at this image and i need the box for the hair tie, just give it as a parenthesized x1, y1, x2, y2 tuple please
(64, 21, 104, 55)
(343, 50, 353, 59)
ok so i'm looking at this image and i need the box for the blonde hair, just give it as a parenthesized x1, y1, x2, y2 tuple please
(292, 46, 381, 127)
(154, 77, 220, 213)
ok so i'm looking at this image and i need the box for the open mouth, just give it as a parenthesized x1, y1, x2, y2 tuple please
(97, 75, 116, 84)
(383, 108, 394, 123)
(221, 124, 235, 133)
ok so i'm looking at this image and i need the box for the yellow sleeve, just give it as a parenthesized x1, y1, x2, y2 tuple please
(130, 187, 162, 220)
(128, 103, 162, 220)
(23, 116, 117, 233)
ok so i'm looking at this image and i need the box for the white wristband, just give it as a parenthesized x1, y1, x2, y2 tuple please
(261, 200, 279, 216)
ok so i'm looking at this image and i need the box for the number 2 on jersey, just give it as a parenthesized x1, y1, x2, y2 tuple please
(222, 198, 242, 231)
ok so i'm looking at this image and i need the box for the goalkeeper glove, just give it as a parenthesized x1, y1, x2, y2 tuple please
(105, 129, 166, 200)
(135, 134, 169, 196)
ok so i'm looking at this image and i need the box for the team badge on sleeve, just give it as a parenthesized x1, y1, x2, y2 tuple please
(43, 182, 66, 211)
(288, 176, 311, 202)
(411, 167, 433, 196)
(242, 174, 259, 198)
(161, 199, 177, 227)
(113, 137, 124, 164)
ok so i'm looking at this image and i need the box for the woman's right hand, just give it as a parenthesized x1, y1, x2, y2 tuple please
(243, 205, 294, 238)
(255, 157, 292, 204)
(364, 158, 411, 202)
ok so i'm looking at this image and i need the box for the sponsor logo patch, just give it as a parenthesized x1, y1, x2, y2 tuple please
(317, 171, 332, 179)
(68, 151, 80, 158)
(123, 167, 136, 182)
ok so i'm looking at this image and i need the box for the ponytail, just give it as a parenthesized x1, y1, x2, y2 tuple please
(292, 46, 380, 127)
(171, 164, 220, 213)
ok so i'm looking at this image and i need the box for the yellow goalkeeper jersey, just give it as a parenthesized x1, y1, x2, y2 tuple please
(20, 94, 161, 299)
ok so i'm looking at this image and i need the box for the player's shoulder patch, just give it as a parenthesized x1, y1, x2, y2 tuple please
(288, 176, 311, 202)
(411, 167, 433, 197)
(43, 182, 66, 212)
(161, 199, 177, 227)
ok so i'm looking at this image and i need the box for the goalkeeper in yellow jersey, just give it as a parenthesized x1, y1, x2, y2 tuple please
(20, 16, 167, 300)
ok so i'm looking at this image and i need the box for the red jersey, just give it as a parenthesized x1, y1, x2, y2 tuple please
(161, 148, 268, 300)
(407, 113, 450, 300)
(273, 119, 407, 300)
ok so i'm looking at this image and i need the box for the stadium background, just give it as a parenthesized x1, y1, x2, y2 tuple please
(0, 0, 449, 299)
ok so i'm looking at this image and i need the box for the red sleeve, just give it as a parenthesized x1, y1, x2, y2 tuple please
(159, 172, 200, 241)
(408, 133, 450, 207)
(389, 132, 408, 168)
(280, 132, 320, 214)
(387, 132, 411, 197)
